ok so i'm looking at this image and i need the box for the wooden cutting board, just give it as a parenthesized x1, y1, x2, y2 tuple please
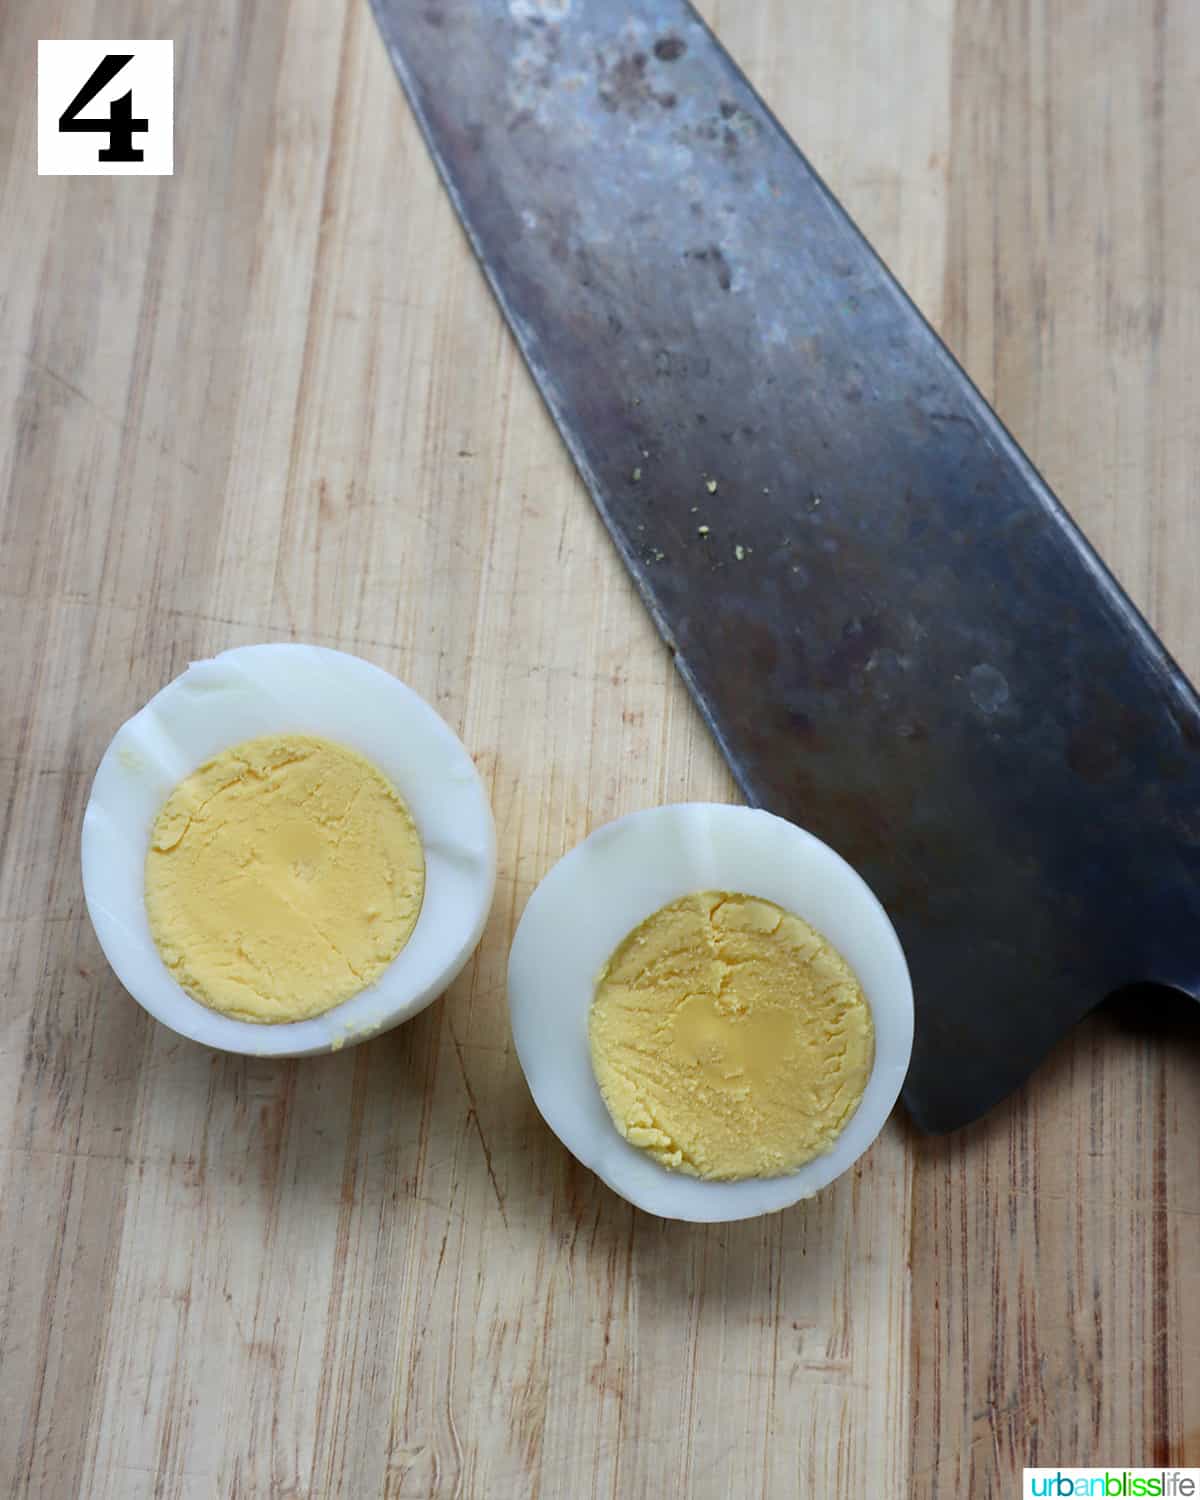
(3, 2, 1198, 1495)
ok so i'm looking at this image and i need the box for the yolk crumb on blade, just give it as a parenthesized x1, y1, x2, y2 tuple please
(145, 734, 424, 1023)
(588, 892, 874, 1180)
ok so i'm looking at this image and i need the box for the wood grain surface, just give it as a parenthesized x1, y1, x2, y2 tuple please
(2, 1, 1198, 1496)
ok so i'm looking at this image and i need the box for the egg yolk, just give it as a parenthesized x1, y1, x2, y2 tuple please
(588, 892, 874, 1179)
(145, 735, 424, 1023)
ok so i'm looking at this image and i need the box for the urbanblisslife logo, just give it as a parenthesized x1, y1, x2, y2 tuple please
(1024, 1472, 1199, 1498)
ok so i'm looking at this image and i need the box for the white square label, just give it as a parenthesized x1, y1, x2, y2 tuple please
(38, 41, 173, 176)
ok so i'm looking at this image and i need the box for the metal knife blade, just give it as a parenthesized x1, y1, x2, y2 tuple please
(369, 0, 1200, 1131)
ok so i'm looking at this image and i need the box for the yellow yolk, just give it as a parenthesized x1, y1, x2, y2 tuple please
(145, 735, 424, 1023)
(589, 892, 874, 1179)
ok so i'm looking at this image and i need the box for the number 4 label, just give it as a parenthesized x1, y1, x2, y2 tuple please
(38, 41, 173, 176)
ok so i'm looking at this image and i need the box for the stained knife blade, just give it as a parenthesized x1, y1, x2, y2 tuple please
(369, 0, 1200, 1131)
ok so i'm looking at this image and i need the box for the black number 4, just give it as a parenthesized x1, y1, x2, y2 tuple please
(58, 54, 148, 163)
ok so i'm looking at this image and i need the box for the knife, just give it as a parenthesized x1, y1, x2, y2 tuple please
(368, 0, 1200, 1131)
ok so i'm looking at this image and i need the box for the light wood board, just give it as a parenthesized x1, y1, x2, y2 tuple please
(2, 1, 1198, 1495)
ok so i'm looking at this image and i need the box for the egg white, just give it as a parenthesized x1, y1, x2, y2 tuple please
(81, 643, 496, 1055)
(508, 802, 913, 1222)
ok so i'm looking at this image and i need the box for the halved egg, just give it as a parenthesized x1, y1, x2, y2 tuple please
(508, 803, 912, 1222)
(82, 643, 496, 1055)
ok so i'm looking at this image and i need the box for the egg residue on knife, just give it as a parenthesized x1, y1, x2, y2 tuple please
(145, 734, 426, 1024)
(589, 891, 874, 1180)
(508, 802, 913, 1222)
(81, 643, 496, 1055)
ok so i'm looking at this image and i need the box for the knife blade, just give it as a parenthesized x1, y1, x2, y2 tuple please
(369, 0, 1200, 1131)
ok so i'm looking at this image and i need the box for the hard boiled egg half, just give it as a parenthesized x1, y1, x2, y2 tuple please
(508, 803, 913, 1222)
(82, 643, 496, 1055)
